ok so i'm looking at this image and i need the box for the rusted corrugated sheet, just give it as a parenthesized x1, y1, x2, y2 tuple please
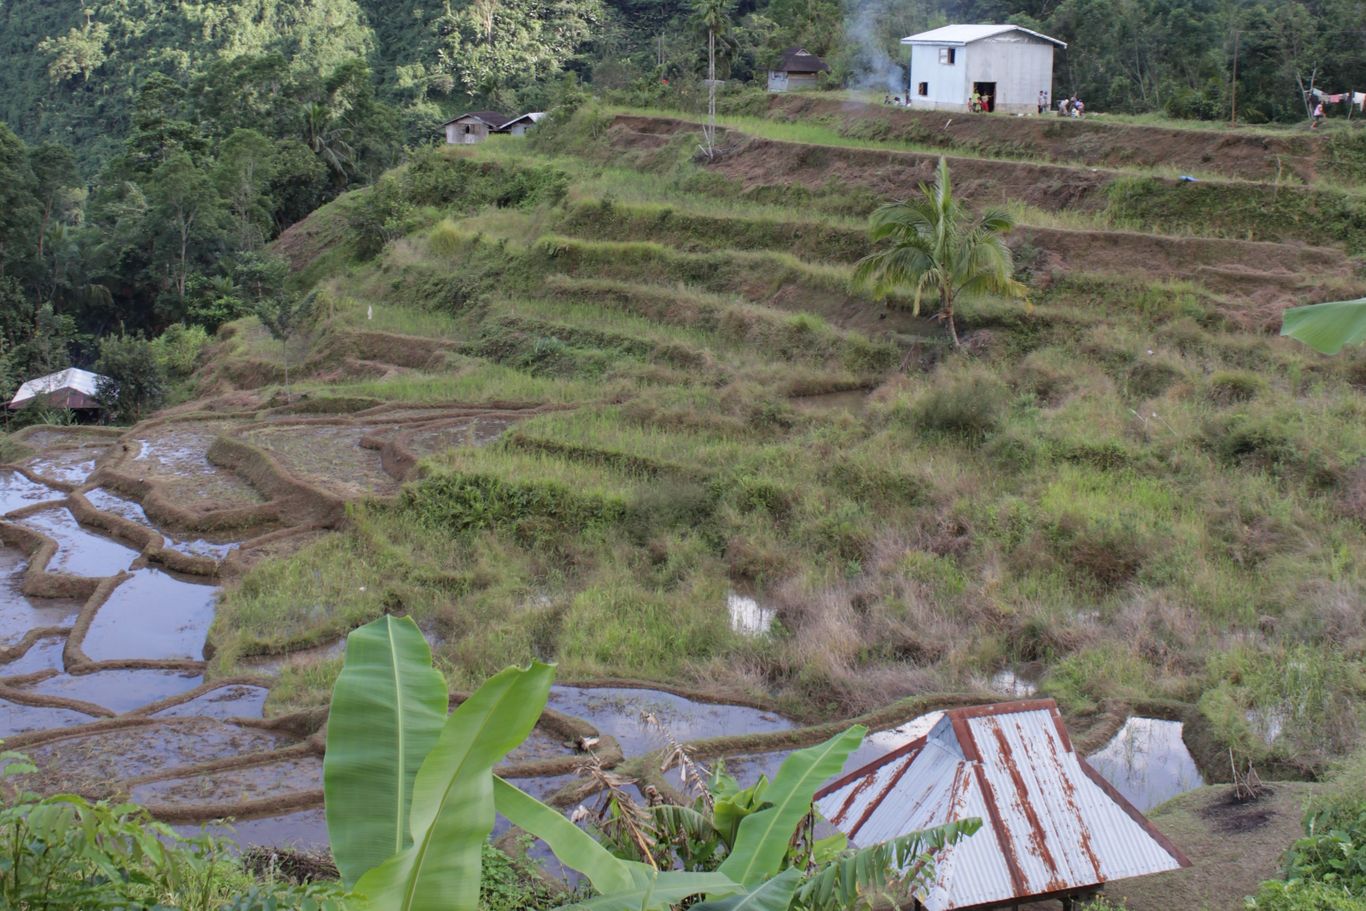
(813, 699, 1188, 911)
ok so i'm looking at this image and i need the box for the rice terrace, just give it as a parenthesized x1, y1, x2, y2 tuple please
(1, 2, 1366, 905)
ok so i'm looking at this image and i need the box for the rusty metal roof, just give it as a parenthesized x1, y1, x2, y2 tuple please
(815, 699, 1188, 911)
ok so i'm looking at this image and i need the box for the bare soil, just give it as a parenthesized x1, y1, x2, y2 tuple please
(766, 95, 1322, 183)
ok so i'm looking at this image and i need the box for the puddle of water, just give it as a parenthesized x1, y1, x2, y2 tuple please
(0, 550, 82, 642)
(0, 635, 67, 676)
(23, 669, 204, 714)
(990, 668, 1039, 697)
(22, 719, 294, 788)
(83, 569, 217, 662)
(546, 686, 793, 757)
(0, 470, 62, 514)
(182, 807, 329, 850)
(26, 452, 100, 486)
(1086, 717, 1205, 812)
(84, 489, 238, 560)
(507, 772, 578, 803)
(727, 590, 775, 636)
(17, 507, 141, 577)
(132, 753, 322, 805)
(153, 685, 269, 720)
(0, 699, 96, 737)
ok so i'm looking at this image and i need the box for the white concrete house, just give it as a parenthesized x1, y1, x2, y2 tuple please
(901, 24, 1065, 115)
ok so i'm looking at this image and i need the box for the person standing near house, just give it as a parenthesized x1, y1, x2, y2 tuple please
(1038, 90, 1047, 114)
(1312, 99, 1325, 128)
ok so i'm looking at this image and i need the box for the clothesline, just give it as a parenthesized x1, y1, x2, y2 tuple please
(1309, 88, 1366, 110)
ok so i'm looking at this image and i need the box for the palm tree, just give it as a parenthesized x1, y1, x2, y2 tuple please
(855, 157, 1027, 347)
(693, 0, 732, 158)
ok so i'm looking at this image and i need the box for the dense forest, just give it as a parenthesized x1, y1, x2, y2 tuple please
(0, 0, 1362, 416)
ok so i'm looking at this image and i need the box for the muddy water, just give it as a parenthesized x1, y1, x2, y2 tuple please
(84, 488, 237, 559)
(23, 669, 204, 714)
(83, 569, 218, 662)
(0, 471, 62, 514)
(18, 507, 142, 577)
(547, 685, 794, 757)
(1086, 717, 1205, 811)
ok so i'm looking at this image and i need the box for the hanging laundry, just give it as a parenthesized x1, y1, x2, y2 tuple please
(1354, 91, 1366, 110)
(1325, 93, 1347, 103)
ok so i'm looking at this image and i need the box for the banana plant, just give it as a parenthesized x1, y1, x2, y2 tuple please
(322, 616, 976, 911)
(1281, 297, 1366, 354)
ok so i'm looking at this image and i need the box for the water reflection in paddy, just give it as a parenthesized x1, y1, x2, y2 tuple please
(546, 686, 794, 757)
(83, 569, 218, 662)
(23, 669, 204, 714)
(0, 551, 82, 641)
(17, 507, 141, 577)
(0, 636, 66, 676)
(0, 699, 96, 737)
(0, 471, 62, 514)
(1086, 717, 1205, 811)
(153, 685, 269, 720)
(84, 488, 238, 559)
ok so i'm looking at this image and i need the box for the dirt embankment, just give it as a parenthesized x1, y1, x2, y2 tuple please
(765, 95, 1320, 183)
(610, 115, 1115, 213)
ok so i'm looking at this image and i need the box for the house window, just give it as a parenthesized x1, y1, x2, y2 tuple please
(939, 47, 956, 65)
(917, 82, 928, 96)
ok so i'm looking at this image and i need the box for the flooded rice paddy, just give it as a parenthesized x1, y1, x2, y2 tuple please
(1086, 717, 1206, 811)
(0, 416, 1209, 859)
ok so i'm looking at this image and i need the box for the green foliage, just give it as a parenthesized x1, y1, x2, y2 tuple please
(324, 616, 449, 886)
(854, 158, 1026, 346)
(95, 333, 166, 424)
(151, 323, 210, 380)
(1281, 299, 1366, 356)
(400, 469, 629, 539)
(0, 751, 344, 910)
(1247, 880, 1366, 911)
(905, 365, 1009, 440)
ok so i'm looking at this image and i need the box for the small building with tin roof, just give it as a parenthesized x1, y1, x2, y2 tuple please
(814, 699, 1189, 910)
(8, 367, 107, 413)
(767, 46, 831, 93)
(443, 111, 512, 145)
(902, 24, 1065, 115)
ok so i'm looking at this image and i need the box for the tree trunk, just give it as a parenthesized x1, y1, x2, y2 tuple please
(704, 29, 717, 158)
(943, 290, 960, 347)
(282, 338, 290, 399)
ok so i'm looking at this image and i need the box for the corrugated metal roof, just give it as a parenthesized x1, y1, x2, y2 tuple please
(9, 368, 107, 409)
(499, 112, 546, 129)
(815, 700, 1187, 911)
(901, 24, 1067, 48)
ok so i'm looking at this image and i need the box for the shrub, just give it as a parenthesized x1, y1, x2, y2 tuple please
(401, 471, 628, 540)
(1043, 644, 1151, 714)
(1045, 511, 1153, 589)
(1208, 369, 1266, 405)
(151, 322, 210, 379)
(95, 333, 166, 424)
(1247, 881, 1366, 911)
(909, 366, 1009, 440)
(1126, 356, 1186, 398)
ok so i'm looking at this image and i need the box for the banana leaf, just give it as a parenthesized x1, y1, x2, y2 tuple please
(353, 661, 555, 911)
(323, 616, 448, 886)
(492, 776, 637, 895)
(689, 868, 802, 911)
(556, 870, 745, 911)
(1281, 297, 1366, 355)
(717, 726, 866, 887)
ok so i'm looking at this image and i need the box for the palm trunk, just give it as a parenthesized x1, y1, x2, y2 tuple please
(282, 338, 290, 398)
(943, 289, 960, 347)
(705, 28, 717, 157)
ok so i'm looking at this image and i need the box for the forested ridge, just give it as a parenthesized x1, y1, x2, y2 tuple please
(0, 0, 1362, 414)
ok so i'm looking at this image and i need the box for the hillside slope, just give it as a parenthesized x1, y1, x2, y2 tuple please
(194, 106, 1366, 811)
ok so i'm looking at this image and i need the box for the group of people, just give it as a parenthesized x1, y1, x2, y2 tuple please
(1046, 91, 1085, 117)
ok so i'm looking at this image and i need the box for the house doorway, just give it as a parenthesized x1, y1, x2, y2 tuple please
(972, 81, 996, 112)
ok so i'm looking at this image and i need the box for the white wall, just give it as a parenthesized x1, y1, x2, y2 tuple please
(908, 44, 969, 110)
(966, 35, 1054, 114)
(907, 35, 1054, 113)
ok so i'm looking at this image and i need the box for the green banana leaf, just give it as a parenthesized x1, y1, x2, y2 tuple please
(796, 819, 981, 911)
(492, 776, 637, 895)
(689, 868, 802, 911)
(353, 661, 555, 911)
(718, 726, 867, 887)
(324, 615, 449, 886)
(1281, 297, 1366, 355)
(557, 871, 746, 911)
